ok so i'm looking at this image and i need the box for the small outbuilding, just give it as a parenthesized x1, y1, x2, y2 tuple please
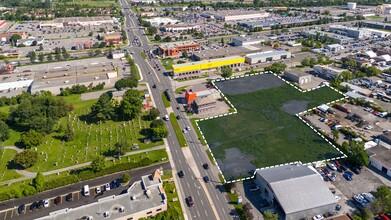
(284, 69, 312, 85)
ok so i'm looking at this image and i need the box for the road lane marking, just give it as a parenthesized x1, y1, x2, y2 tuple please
(3, 211, 7, 220)
(197, 191, 200, 196)
(205, 210, 208, 216)
(197, 210, 200, 217)
(10, 209, 13, 218)
(200, 199, 204, 205)
(187, 183, 190, 188)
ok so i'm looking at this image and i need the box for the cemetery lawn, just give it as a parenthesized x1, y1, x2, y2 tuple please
(0, 94, 163, 174)
(0, 149, 23, 182)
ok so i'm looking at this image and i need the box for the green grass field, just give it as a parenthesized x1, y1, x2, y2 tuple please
(0, 94, 163, 174)
(0, 149, 23, 182)
(198, 83, 344, 178)
(55, 0, 116, 7)
(162, 59, 174, 70)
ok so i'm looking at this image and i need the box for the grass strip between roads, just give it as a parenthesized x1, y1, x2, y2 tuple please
(162, 92, 170, 108)
(141, 51, 147, 59)
(190, 118, 206, 146)
(205, 150, 216, 166)
(169, 113, 187, 147)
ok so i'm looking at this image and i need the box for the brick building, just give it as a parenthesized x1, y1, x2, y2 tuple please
(157, 41, 200, 57)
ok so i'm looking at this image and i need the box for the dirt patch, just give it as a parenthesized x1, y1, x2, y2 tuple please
(215, 74, 285, 95)
(281, 100, 309, 115)
(216, 148, 256, 181)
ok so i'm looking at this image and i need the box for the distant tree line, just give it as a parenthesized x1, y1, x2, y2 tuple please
(60, 83, 105, 96)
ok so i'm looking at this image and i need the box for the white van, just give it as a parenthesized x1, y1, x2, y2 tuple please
(83, 185, 90, 196)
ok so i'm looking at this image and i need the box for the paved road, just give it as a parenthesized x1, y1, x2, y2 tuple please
(0, 162, 170, 220)
(119, 1, 235, 219)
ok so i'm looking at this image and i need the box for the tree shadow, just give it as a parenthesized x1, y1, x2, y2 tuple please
(6, 160, 23, 170)
(52, 134, 65, 141)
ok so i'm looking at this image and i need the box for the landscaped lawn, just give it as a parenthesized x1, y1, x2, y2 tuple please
(162, 59, 174, 70)
(161, 170, 184, 220)
(0, 94, 163, 174)
(198, 76, 344, 180)
(0, 149, 23, 182)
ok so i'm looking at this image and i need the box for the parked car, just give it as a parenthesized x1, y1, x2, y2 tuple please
(327, 162, 337, 171)
(66, 193, 73, 202)
(96, 187, 102, 194)
(30, 201, 38, 211)
(54, 196, 61, 205)
(178, 170, 184, 178)
(116, 179, 122, 188)
(105, 183, 111, 191)
(343, 171, 353, 181)
(43, 199, 49, 208)
(18, 204, 25, 214)
(379, 214, 390, 220)
(110, 180, 116, 189)
(312, 214, 324, 220)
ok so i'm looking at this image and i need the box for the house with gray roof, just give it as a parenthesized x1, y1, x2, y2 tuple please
(255, 164, 336, 220)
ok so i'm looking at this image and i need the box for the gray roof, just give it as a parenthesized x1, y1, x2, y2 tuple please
(245, 50, 290, 59)
(257, 164, 336, 214)
(38, 176, 166, 220)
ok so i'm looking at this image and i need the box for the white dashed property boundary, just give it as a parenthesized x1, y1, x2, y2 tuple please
(195, 71, 348, 184)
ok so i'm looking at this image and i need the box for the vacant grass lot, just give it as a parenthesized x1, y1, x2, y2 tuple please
(0, 94, 163, 174)
(198, 81, 344, 179)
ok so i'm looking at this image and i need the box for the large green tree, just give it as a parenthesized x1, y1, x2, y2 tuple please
(64, 122, 74, 141)
(340, 141, 369, 167)
(32, 172, 45, 192)
(221, 66, 233, 78)
(264, 62, 287, 74)
(90, 155, 105, 172)
(149, 108, 160, 121)
(119, 89, 142, 120)
(20, 130, 44, 149)
(0, 121, 9, 142)
(89, 93, 116, 122)
(14, 150, 38, 169)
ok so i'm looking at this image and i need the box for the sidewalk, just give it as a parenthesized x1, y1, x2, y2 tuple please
(0, 145, 165, 186)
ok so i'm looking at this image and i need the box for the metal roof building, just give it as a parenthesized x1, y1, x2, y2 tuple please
(245, 50, 291, 64)
(255, 164, 336, 220)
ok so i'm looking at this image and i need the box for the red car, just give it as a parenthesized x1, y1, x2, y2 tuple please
(379, 214, 390, 220)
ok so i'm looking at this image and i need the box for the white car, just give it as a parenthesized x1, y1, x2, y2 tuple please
(365, 125, 373, 130)
(335, 195, 341, 201)
(185, 126, 190, 131)
(182, 129, 188, 134)
(96, 187, 101, 194)
(104, 183, 110, 191)
(43, 199, 49, 208)
(312, 215, 324, 220)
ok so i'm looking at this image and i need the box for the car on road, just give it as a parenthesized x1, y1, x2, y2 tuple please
(182, 129, 188, 134)
(176, 115, 181, 120)
(152, 84, 156, 88)
(185, 126, 190, 131)
(18, 204, 25, 214)
(66, 193, 73, 202)
(105, 183, 111, 191)
(43, 199, 49, 208)
(203, 163, 209, 169)
(96, 187, 102, 194)
(176, 106, 180, 110)
(54, 196, 61, 205)
(178, 170, 184, 178)
(186, 196, 194, 207)
(203, 176, 210, 183)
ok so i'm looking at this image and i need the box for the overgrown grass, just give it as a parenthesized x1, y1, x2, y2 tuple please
(198, 80, 344, 180)
(169, 113, 187, 147)
(205, 150, 216, 166)
(175, 86, 187, 94)
(162, 92, 170, 108)
(190, 118, 206, 146)
(1, 94, 163, 175)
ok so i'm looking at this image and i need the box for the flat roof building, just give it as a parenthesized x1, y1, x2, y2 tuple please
(313, 65, 345, 79)
(284, 69, 312, 85)
(146, 17, 178, 27)
(40, 16, 114, 28)
(367, 145, 391, 178)
(201, 10, 269, 21)
(37, 170, 167, 220)
(192, 45, 271, 61)
(232, 36, 265, 46)
(245, 50, 291, 65)
(329, 25, 372, 39)
(255, 164, 336, 220)
(163, 24, 200, 33)
(325, 44, 344, 52)
(302, 30, 354, 44)
(361, 21, 391, 31)
(158, 41, 200, 57)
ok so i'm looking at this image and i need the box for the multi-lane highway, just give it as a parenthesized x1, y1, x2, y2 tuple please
(119, 1, 235, 219)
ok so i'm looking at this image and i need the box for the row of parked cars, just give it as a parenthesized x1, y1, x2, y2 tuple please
(317, 160, 360, 182)
(17, 180, 123, 215)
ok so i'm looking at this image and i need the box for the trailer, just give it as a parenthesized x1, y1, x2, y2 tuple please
(334, 103, 351, 113)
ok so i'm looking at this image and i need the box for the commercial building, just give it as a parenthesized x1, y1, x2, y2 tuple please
(325, 44, 344, 52)
(37, 170, 167, 220)
(193, 94, 218, 113)
(329, 25, 372, 39)
(302, 30, 354, 44)
(0, 32, 27, 42)
(361, 21, 391, 31)
(340, 82, 372, 96)
(201, 10, 269, 21)
(313, 65, 345, 79)
(172, 56, 244, 79)
(284, 69, 312, 85)
(255, 164, 336, 220)
(104, 34, 122, 46)
(0, 20, 6, 28)
(347, 2, 357, 10)
(239, 16, 318, 29)
(162, 24, 200, 33)
(16, 36, 45, 46)
(158, 41, 200, 57)
(192, 45, 270, 61)
(244, 50, 291, 65)
(232, 36, 265, 46)
(367, 145, 391, 178)
(40, 16, 114, 28)
(184, 84, 219, 113)
(146, 17, 178, 27)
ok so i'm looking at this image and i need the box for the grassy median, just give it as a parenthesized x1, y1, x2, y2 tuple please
(169, 113, 187, 147)
(162, 92, 170, 108)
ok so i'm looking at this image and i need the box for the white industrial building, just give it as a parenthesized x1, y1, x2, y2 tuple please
(255, 164, 337, 220)
(329, 25, 391, 39)
(201, 10, 270, 21)
(325, 44, 344, 52)
(313, 65, 345, 79)
(232, 36, 265, 46)
(245, 50, 291, 64)
(163, 24, 200, 33)
(40, 16, 114, 28)
(347, 2, 357, 10)
(367, 143, 391, 178)
(284, 69, 312, 85)
(146, 17, 179, 27)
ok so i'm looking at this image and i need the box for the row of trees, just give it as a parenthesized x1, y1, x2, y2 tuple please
(60, 83, 105, 96)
